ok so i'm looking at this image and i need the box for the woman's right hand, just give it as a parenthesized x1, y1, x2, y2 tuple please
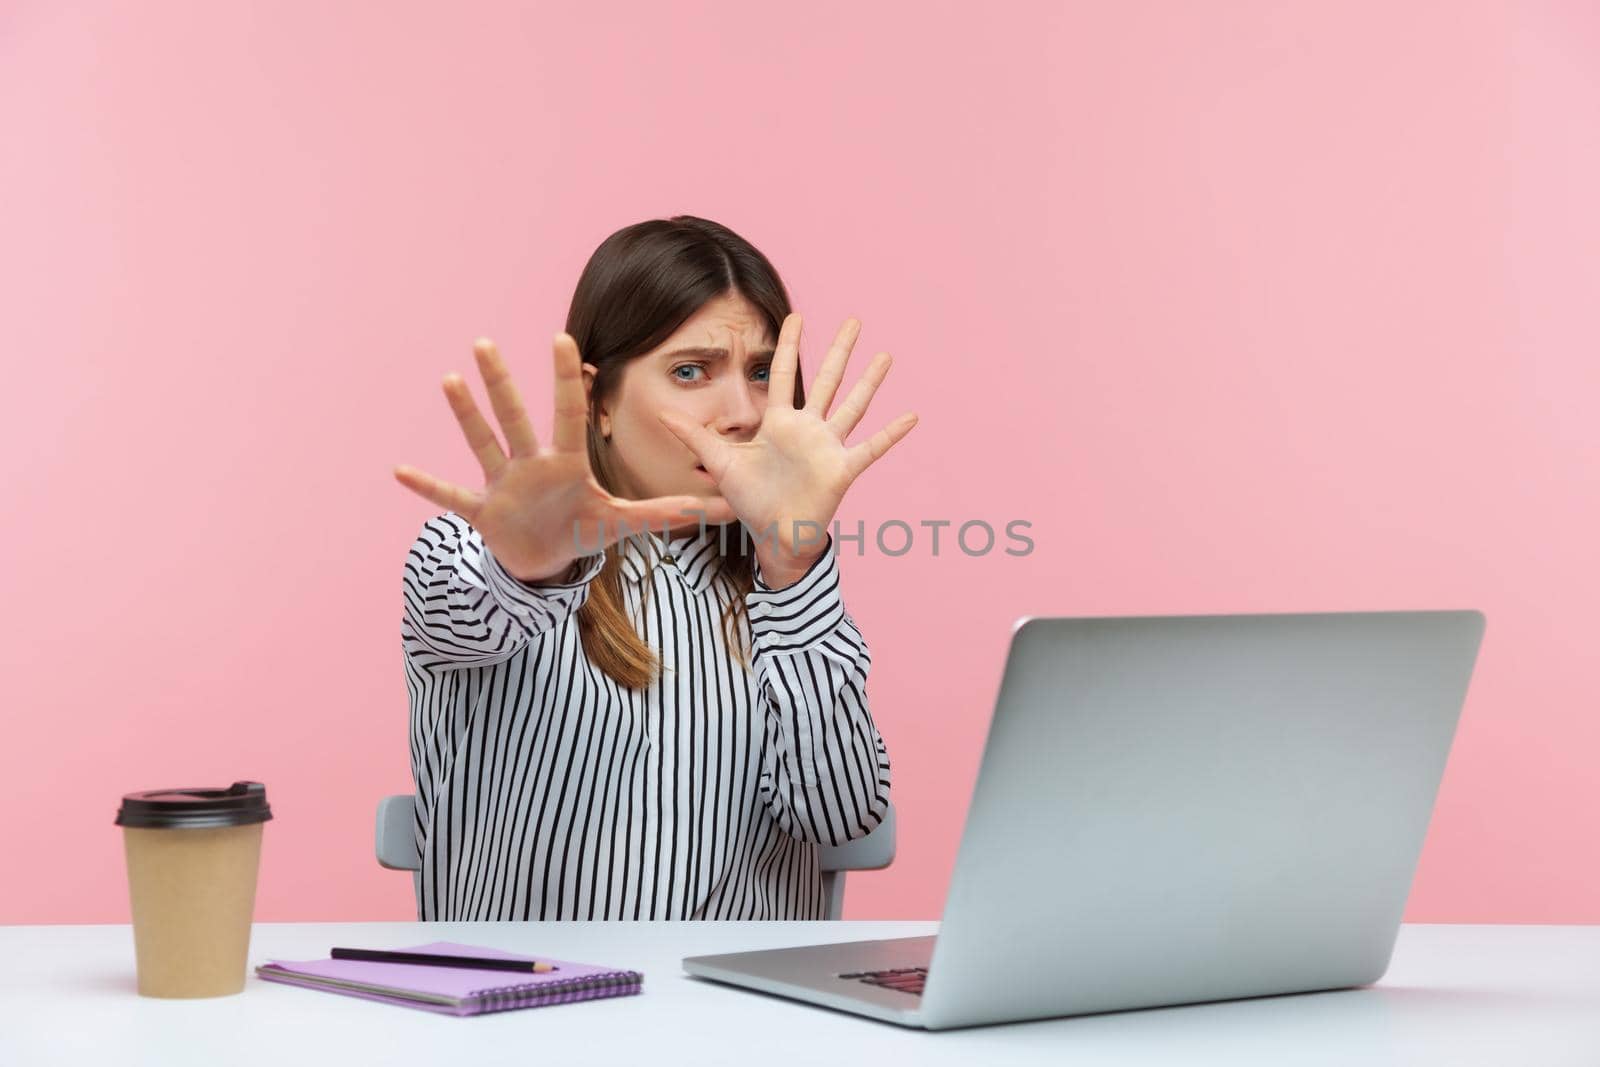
(393, 334, 733, 584)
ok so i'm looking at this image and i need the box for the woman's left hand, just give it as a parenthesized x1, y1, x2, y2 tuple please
(657, 312, 917, 588)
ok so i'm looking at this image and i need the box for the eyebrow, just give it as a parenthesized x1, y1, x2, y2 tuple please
(660, 346, 777, 362)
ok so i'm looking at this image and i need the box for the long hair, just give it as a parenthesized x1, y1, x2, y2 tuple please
(564, 215, 806, 689)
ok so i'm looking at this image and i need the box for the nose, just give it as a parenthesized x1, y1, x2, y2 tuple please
(710, 373, 762, 442)
(709, 325, 762, 442)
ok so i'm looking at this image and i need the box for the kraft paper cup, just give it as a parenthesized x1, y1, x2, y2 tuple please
(115, 781, 273, 998)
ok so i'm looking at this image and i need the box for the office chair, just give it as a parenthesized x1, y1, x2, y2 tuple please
(376, 794, 896, 920)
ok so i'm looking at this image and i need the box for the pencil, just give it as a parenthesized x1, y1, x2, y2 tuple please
(330, 947, 557, 973)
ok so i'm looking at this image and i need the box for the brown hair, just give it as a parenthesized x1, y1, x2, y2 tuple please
(564, 215, 807, 689)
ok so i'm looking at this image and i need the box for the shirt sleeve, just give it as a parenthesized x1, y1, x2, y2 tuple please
(401, 511, 605, 672)
(746, 532, 893, 846)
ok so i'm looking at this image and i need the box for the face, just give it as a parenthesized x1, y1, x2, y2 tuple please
(583, 291, 776, 532)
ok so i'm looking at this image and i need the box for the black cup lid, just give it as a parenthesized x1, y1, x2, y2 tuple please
(115, 780, 273, 829)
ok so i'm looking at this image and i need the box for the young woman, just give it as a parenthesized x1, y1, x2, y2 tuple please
(392, 216, 917, 921)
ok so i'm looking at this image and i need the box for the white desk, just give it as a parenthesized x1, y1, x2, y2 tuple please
(2, 922, 1596, 1066)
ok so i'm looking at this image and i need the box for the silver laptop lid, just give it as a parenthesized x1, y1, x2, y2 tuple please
(919, 610, 1485, 1030)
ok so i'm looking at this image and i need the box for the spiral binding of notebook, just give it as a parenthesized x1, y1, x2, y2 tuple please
(470, 971, 643, 1013)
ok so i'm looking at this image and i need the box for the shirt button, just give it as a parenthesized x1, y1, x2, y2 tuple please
(661, 555, 675, 566)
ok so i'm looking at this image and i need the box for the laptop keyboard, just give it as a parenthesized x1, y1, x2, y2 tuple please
(836, 966, 928, 995)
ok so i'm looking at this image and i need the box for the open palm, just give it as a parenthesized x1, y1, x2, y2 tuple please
(658, 313, 917, 560)
(395, 335, 734, 583)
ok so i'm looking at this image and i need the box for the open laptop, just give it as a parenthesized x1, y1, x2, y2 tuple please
(682, 609, 1487, 1030)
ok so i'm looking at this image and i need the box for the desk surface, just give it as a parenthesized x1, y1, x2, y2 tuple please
(2, 921, 1596, 1066)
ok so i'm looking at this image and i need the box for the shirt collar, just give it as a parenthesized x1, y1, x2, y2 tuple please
(616, 523, 728, 595)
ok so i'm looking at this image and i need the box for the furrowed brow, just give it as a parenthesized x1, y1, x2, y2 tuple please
(661, 346, 777, 362)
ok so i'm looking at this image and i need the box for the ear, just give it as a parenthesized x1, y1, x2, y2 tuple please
(581, 362, 610, 437)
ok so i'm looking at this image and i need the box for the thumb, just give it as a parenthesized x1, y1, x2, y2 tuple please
(656, 410, 729, 475)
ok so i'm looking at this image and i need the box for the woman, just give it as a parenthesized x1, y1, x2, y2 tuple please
(392, 215, 917, 921)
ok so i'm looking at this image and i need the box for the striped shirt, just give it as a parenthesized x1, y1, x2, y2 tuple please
(400, 512, 892, 921)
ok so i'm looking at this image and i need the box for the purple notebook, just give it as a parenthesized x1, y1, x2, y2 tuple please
(254, 941, 643, 1017)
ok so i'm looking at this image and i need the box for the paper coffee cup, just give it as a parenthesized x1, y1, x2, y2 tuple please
(115, 781, 273, 998)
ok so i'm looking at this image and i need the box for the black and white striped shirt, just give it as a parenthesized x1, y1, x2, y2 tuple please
(401, 512, 892, 921)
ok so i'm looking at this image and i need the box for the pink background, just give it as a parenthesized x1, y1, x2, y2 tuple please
(2, 1, 1596, 925)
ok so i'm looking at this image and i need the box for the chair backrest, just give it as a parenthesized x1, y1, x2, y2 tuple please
(374, 794, 423, 911)
(376, 794, 895, 920)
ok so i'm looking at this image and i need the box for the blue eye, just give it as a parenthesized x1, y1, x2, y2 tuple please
(671, 362, 770, 385)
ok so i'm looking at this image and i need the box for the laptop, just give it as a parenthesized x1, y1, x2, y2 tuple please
(682, 609, 1487, 1030)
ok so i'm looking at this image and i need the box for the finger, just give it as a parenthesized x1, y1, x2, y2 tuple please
(844, 412, 918, 481)
(690, 495, 738, 526)
(608, 494, 737, 532)
(764, 313, 802, 411)
(393, 465, 483, 522)
(656, 410, 734, 477)
(802, 316, 861, 420)
(442, 373, 510, 480)
(550, 333, 590, 454)
(473, 338, 541, 458)
(825, 351, 893, 440)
